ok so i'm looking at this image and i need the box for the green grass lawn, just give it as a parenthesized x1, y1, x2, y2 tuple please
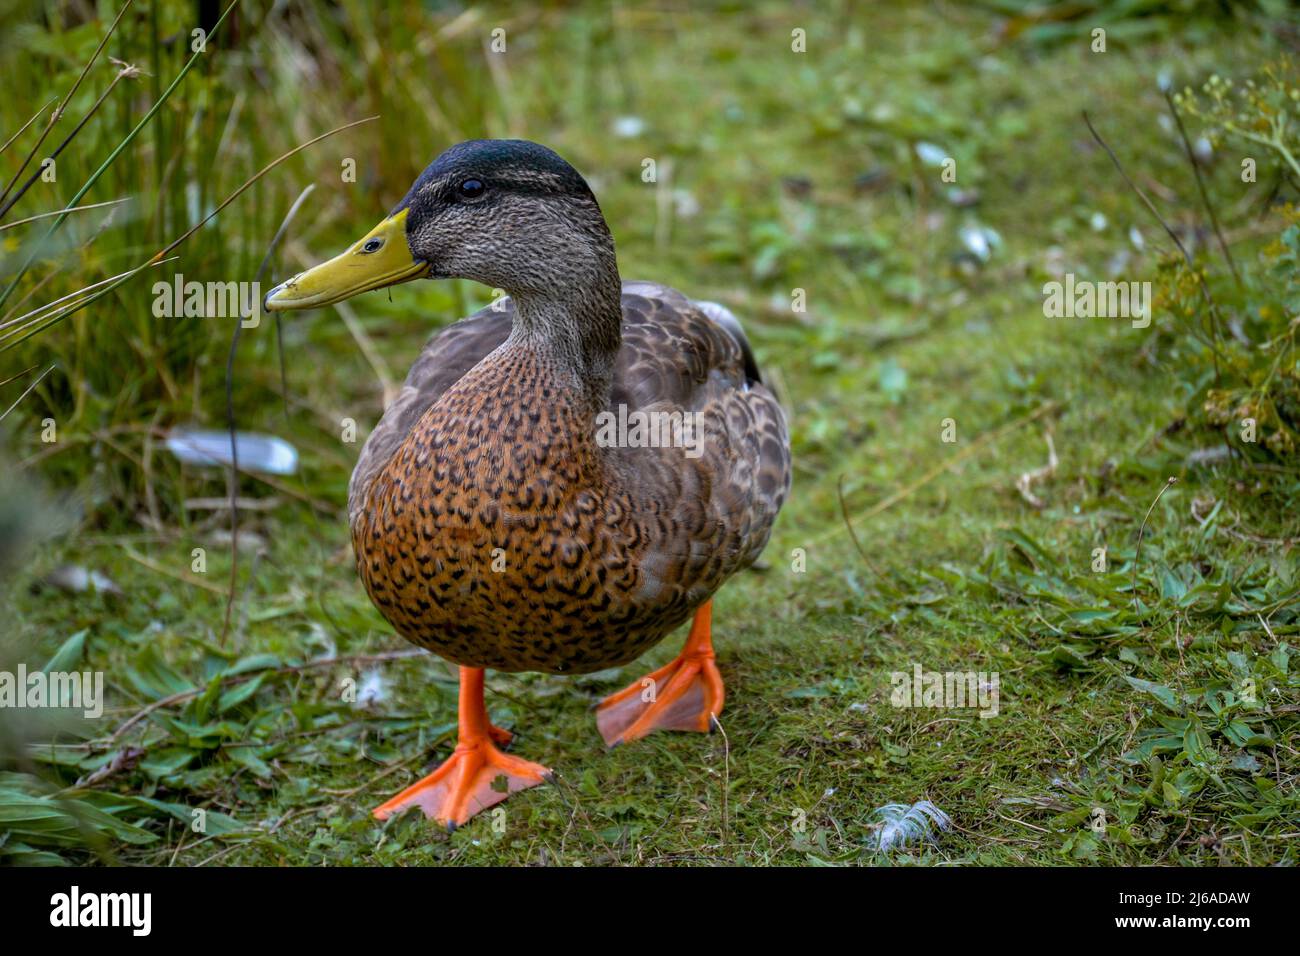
(2, 2, 1296, 865)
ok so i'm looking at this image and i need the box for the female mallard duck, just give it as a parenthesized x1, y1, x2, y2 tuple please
(265, 140, 790, 828)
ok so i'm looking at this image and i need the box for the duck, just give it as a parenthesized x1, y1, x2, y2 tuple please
(264, 139, 791, 828)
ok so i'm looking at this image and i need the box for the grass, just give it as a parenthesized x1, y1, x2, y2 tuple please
(1, 1, 1297, 865)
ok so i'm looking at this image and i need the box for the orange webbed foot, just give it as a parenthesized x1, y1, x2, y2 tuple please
(372, 736, 550, 830)
(371, 667, 549, 830)
(596, 600, 724, 747)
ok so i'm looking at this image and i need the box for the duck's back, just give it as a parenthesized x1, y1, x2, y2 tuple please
(349, 281, 791, 673)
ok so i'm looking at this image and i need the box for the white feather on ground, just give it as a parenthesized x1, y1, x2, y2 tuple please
(868, 801, 952, 851)
(355, 670, 388, 709)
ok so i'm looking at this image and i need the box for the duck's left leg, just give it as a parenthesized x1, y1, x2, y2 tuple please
(596, 600, 725, 746)
(372, 667, 551, 830)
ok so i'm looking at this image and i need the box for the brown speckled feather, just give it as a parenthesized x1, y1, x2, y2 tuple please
(349, 280, 791, 674)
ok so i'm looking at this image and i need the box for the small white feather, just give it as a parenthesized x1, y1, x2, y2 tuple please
(868, 800, 952, 852)
(355, 669, 387, 709)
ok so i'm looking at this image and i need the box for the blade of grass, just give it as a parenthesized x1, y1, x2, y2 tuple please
(0, 364, 56, 422)
(1163, 90, 1241, 288)
(818, 401, 1060, 545)
(1132, 476, 1178, 615)
(218, 182, 320, 645)
(149, 115, 377, 264)
(258, 185, 318, 418)
(0, 256, 173, 335)
(0, 364, 38, 388)
(0, 0, 240, 313)
(1081, 110, 1227, 380)
(0, 99, 56, 156)
(0, 113, 374, 353)
(0, 1, 135, 208)
(235, 183, 351, 643)
(0, 63, 144, 221)
(0, 198, 129, 233)
(0, 258, 180, 348)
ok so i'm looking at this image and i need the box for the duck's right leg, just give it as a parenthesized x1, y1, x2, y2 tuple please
(595, 600, 725, 747)
(373, 666, 551, 831)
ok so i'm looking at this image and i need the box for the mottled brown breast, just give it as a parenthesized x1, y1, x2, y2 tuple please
(349, 282, 790, 674)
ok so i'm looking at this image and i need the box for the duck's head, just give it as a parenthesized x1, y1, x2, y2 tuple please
(263, 139, 616, 313)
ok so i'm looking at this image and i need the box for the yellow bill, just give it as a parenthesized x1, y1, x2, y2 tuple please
(263, 208, 428, 311)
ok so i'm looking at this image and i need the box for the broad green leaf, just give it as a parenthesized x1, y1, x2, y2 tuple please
(221, 654, 283, 678)
(1182, 722, 1211, 763)
(218, 675, 264, 712)
(140, 747, 196, 777)
(1066, 608, 1116, 623)
(41, 630, 88, 673)
(1159, 568, 1187, 601)
(124, 645, 192, 700)
(1120, 734, 1182, 763)
(1123, 675, 1180, 711)
(226, 746, 274, 778)
(127, 796, 247, 837)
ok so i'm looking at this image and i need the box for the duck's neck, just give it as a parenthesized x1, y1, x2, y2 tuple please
(504, 252, 622, 410)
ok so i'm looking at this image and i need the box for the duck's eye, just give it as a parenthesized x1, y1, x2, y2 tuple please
(361, 237, 385, 254)
(458, 179, 485, 199)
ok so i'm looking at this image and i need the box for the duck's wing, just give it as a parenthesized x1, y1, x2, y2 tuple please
(609, 280, 792, 607)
